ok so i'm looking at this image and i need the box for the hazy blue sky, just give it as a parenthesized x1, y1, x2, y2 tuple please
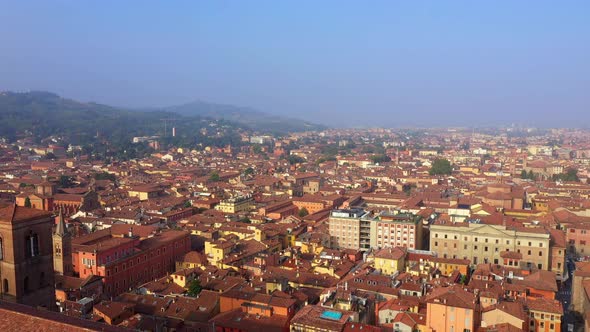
(1, 1, 589, 127)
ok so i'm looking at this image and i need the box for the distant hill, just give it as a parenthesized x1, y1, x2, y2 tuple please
(0, 91, 180, 144)
(0, 91, 325, 145)
(162, 100, 326, 133)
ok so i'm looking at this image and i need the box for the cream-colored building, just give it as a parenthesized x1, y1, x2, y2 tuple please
(430, 221, 551, 270)
(214, 194, 253, 214)
(328, 209, 370, 250)
(372, 247, 406, 276)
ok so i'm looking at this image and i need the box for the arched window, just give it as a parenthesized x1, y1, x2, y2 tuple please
(0, 237, 3, 260)
(25, 233, 39, 258)
(3, 279, 8, 293)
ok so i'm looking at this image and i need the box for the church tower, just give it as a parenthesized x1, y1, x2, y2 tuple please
(0, 204, 56, 309)
(52, 210, 72, 276)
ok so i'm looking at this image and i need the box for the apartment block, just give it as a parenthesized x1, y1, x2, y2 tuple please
(367, 211, 423, 250)
(328, 209, 370, 251)
(430, 220, 551, 270)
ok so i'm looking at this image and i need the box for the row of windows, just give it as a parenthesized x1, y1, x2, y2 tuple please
(2, 273, 46, 294)
(107, 254, 178, 276)
(82, 258, 96, 266)
(100, 238, 188, 266)
(377, 241, 414, 248)
(433, 233, 547, 247)
(378, 231, 415, 236)
(433, 242, 546, 256)
(0, 234, 40, 260)
(531, 312, 558, 320)
(377, 224, 415, 229)
(378, 235, 415, 240)
(569, 239, 587, 245)
(530, 320, 555, 330)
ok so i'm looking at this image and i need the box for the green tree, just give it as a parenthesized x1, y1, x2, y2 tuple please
(553, 168, 580, 182)
(24, 197, 32, 208)
(528, 170, 534, 180)
(244, 167, 254, 176)
(402, 184, 416, 196)
(187, 279, 202, 297)
(287, 155, 305, 165)
(520, 170, 528, 179)
(59, 175, 74, 188)
(45, 152, 57, 160)
(298, 207, 309, 218)
(370, 154, 392, 164)
(184, 200, 192, 208)
(209, 172, 220, 182)
(94, 172, 116, 182)
(320, 145, 339, 156)
(429, 158, 453, 175)
(564, 168, 579, 182)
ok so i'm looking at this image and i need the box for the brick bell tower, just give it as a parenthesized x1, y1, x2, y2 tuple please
(0, 204, 56, 309)
(52, 209, 72, 276)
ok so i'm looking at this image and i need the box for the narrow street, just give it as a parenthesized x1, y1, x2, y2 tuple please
(560, 258, 584, 332)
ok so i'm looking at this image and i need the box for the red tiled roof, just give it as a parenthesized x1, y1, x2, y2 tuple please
(0, 204, 52, 224)
(0, 300, 126, 331)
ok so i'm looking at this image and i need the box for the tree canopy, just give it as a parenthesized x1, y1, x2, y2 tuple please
(287, 155, 306, 165)
(298, 207, 309, 218)
(187, 279, 202, 297)
(370, 154, 392, 164)
(59, 175, 75, 188)
(553, 169, 579, 182)
(94, 172, 117, 182)
(209, 172, 220, 182)
(429, 158, 453, 175)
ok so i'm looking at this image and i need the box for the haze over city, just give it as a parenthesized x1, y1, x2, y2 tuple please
(5, 2, 590, 332)
(1, 1, 589, 128)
